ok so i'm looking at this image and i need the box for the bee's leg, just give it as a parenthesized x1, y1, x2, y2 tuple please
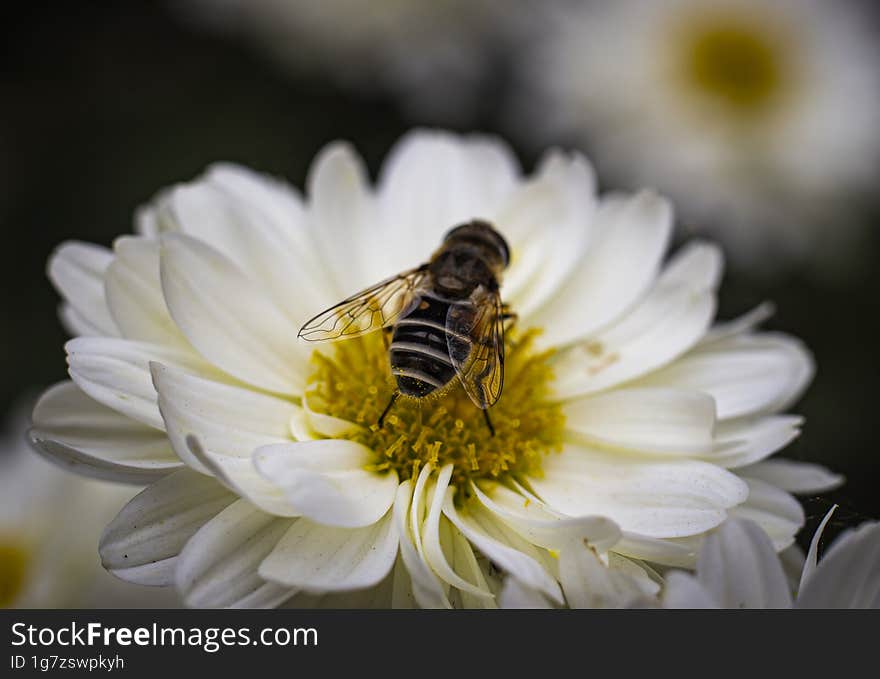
(482, 409, 496, 437)
(501, 306, 518, 330)
(378, 390, 400, 429)
(501, 307, 519, 350)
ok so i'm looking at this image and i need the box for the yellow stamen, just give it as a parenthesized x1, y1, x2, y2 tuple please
(385, 434, 408, 458)
(305, 329, 565, 491)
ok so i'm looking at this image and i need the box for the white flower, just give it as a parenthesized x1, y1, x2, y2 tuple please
(513, 0, 880, 273)
(31, 129, 839, 608)
(177, 0, 508, 123)
(662, 508, 880, 608)
(0, 400, 179, 608)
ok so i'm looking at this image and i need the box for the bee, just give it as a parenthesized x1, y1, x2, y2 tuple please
(298, 220, 514, 435)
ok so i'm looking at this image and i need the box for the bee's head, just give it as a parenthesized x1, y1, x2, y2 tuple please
(442, 220, 510, 270)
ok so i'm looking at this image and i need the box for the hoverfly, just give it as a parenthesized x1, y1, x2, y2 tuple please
(298, 220, 513, 435)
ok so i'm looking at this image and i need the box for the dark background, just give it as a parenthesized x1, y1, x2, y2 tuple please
(2, 1, 877, 544)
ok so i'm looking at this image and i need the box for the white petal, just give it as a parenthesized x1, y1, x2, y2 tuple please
(389, 555, 418, 609)
(737, 459, 844, 494)
(302, 393, 363, 438)
(166, 165, 336, 318)
(288, 405, 315, 442)
(702, 416, 804, 468)
(614, 533, 698, 568)
(800, 506, 837, 591)
(529, 191, 672, 347)
(499, 578, 554, 609)
(638, 333, 814, 420)
(99, 469, 236, 585)
(471, 481, 621, 551)
(66, 336, 207, 430)
(47, 241, 118, 336)
(661, 572, 719, 609)
(409, 462, 434, 565)
(797, 521, 880, 609)
(530, 443, 748, 538)
(186, 435, 298, 517)
(30, 381, 180, 484)
(393, 480, 451, 609)
(659, 241, 724, 290)
(497, 151, 596, 317)
(697, 518, 793, 608)
(377, 131, 518, 266)
(422, 465, 493, 599)
(607, 553, 662, 597)
(258, 512, 398, 592)
(699, 302, 776, 346)
(449, 525, 498, 609)
(729, 477, 804, 551)
(159, 233, 309, 395)
(564, 387, 716, 455)
(104, 237, 187, 346)
(176, 500, 295, 608)
(253, 440, 398, 528)
(285, 577, 394, 608)
(133, 201, 161, 237)
(552, 244, 718, 398)
(780, 543, 807, 593)
(559, 542, 653, 609)
(152, 361, 296, 471)
(290, 403, 360, 443)
(305, 142, 385, 297)
(58, 304, 110, 337)
(443, 495, 563, 604)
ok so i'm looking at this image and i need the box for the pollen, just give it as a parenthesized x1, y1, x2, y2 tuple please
(305, 329, 565, 491)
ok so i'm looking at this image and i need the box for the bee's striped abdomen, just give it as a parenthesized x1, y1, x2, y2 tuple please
(389, 294, 471, 398)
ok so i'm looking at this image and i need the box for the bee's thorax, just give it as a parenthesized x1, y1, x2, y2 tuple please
(437, 219, 509, 274)
(428, 248, 501, 299)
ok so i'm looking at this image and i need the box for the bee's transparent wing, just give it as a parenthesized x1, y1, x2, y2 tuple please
(446, 288, 505, 409)
(298, 266, 428, 342)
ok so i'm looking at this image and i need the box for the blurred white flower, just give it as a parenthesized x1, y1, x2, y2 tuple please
(662, 509, 880, 608)
(31, 130, 838, 608)
(0, 401, 179, 608)
(514, 0, 880, 273)
(176, 0, 509, 123)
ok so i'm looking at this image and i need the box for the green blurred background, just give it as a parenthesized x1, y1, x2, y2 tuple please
(2, 0, 877, 547)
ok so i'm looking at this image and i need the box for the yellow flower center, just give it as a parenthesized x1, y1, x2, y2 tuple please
(676, 15, 789, 115)
(0, 541, 30, 608)
(306, 329, 565, 490)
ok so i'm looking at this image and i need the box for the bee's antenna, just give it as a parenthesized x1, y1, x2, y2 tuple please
(482, 409, 496, 437)
(378, 391, 400, 429)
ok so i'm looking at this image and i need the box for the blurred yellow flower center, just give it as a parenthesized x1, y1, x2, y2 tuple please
(0, 541, 30, 608)
(679, 18, 785, 114)
(306, 330, 564, 489)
